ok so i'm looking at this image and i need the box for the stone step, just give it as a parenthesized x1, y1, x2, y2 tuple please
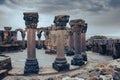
(0, 69, 8, 80)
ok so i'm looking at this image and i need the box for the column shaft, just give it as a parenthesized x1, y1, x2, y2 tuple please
(74, 32, 81, 54)
(69, 32, 74, 50)
(56, 30, 65, 58)
(81, 33, 85, 52)
(27, 29, 36, 59)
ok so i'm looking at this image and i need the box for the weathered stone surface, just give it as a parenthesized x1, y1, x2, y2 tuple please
(23, 13, 39, 29)
(0, 55, 12, 70)
(0, 69, 8, 80)
(99, 75, 113, 80)
(0, 55, 12, 80)
(108, 59, 120, 72)
(54, 15, 69, 29)
(23, 12, 39, 74)
(86, 76, 98, 80)
(100, 68, 115, 75)
(53, 15, 70, 71)
(113, 72, 120, 80)
(24, 59, 39, 74)
(71, 55, 84, 66)
(62, 76, 84, 80)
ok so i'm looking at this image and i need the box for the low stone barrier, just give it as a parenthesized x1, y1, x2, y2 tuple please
(0, 55, 12, 79)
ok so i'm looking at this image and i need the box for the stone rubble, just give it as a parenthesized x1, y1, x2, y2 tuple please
(45, 58, 120, 80)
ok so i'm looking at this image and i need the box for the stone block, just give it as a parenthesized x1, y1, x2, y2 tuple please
(52, 62, 70, 72)
(66, 50, 74, 56)
(24, 59, 39, 74)
(71, 55, 85, 66)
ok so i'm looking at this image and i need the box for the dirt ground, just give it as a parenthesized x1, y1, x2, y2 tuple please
(3, 51, 113, 80)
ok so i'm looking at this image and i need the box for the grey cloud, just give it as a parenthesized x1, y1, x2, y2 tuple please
(0, 0, 6, 4)
(108, 0, 120, 8)
(3, 0, 107, 14)
(86, 3, 104, 12)
(0, 0, 120, 39)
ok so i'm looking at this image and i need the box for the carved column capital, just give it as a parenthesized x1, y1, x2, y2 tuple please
(4, 27, 12, 31)
(81, 23, 87, 33)
(69, 19, 85, 32)
(54, 15, 69, 30)
(23, 12, 39, 29)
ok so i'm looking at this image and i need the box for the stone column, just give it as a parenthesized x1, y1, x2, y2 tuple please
(24, 13, 39, 74)
(37, 31, 42, 49)
(81, 23, 87, 61)
(70, 19, 85, 66)
(66, 30, 74, 56)
(52, 15, 70, 71)
(21, 31, 26, 49)
(4, 27, 12, 43)
(44, 28, 49, 49)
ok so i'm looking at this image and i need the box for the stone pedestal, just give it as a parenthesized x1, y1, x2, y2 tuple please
(52, 15, 70, 71)
(71, 54, 84, 66)
(53, 30, 69, 71)
(23, 13, 39, 74)
(70, 19, 86, 66)
(24, 59, 39, 74)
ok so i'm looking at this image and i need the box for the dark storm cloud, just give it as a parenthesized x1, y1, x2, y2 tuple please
(108, 0, 120, 8)
(87, 3, 104, 12)
(0, 0, 120, 38)
(6, 0, 106, 14)
(40, 0, 106, 13)
(0, 0, 6, 4)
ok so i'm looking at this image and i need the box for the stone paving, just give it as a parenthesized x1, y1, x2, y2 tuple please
(3, 50, 113, 80)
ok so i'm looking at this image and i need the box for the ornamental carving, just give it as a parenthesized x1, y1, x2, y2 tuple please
(23, 13, 39, 29)
(54, 15, 69, 29)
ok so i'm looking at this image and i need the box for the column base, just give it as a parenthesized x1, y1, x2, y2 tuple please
(52, 58, 70, 72)
(45, 49, 56, 54)
(66, 50, 74, 56)
(43, 45, 47, 49)
(22, 46, 26, 49)
(71, 54, 85, 66)
(24, 59, 39, 74)
(81, 52, 87, 61)
(36, 45, 42, 49)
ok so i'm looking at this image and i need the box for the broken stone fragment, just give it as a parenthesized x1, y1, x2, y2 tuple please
(113, 72, 120, 80)
(100, 68, 115, 75)
(99, 75, 113, 80)
(86, 76, 98, 80)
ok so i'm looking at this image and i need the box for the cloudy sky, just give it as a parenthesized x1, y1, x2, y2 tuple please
(0, 0, 120, 39)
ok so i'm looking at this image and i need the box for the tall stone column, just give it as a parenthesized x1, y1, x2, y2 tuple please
(66, 30, 74, 56)
(37, 31, 42, 49)
(44, 28, 49, 49)
(52, 15, 70, 71)
(21, 31, 26, 49)
(81, 23, 88, 61)
(24, 13, 39, 74)
(4, 27, 12, 43)
(68, 30, 74, 50)
(70, 19, 85, 66)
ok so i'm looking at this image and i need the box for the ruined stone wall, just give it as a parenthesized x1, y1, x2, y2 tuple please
(0, 55, 12, 79)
